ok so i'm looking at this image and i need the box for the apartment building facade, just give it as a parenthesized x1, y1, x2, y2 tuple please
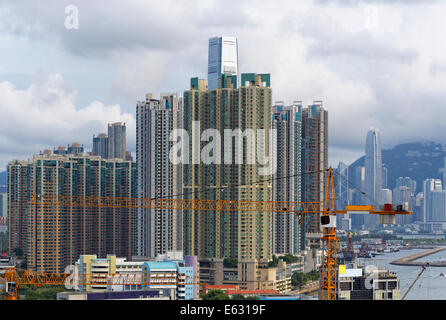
(272, 102, 302, 255)
(301, 102, 328, 234)
(182, 73, 273, 261)
(8, 152, 136, 273)
(136, 93, 183, 258)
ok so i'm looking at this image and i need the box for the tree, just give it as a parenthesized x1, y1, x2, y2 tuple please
(268, 255, 279, 267)
(291, 269, 321, 289)
(291, 272, 307, 288)
(19, 256, 27, 269)
(231, 294, 245, 300)
(200, 289, 230, 300)
(223, 257, 237, 268)
(19, 285, 67, 300)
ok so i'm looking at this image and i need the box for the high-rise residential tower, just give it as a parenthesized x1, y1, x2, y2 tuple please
(53, 142, 84, 155)
(8, 152, 136, 273)
(208, 36, 239, 90)
(272, 101, 302, 255)
(301, 101, 328, 234)
(183, 73, 273, 261)
(93, 133, 109, 158)
(108, 122, 126, 160)
(136, 93, 183, 258)
(364, 128, 382, 227)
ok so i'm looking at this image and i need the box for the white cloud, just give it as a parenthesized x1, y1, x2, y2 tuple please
(0, 73, 135, 168)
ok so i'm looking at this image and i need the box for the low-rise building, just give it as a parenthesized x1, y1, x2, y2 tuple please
(198, 257, 301, 294)
(73, 252, 198, 300)
(0, 253, 14, 274)
(201, 284, 277, 298)
(57, 290, 174, 300)
(337, 263, 401, 300)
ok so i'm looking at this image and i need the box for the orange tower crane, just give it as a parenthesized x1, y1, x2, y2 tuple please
(6, 167, 411, 301)
(319, 167, 412, 300)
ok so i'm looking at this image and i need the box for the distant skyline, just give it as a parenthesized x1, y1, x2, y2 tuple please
(1, 0, 446, 169)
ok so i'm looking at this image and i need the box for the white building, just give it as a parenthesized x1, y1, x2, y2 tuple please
(423, 179, 443, 222)
(393, 186, 412, 225)
(431, 190, 446, 222)
(382, 189, 392, 204)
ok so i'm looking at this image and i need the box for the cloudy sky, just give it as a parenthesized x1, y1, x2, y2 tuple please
(0, 0, 445, 170)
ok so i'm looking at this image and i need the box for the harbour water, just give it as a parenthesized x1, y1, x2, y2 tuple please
(359, 247, 446, 300)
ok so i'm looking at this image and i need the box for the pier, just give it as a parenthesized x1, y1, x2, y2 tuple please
(390, 247, 446, 267)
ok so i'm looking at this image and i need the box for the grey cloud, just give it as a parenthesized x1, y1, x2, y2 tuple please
(0, 0, 197, 57)
(315, 0, 441, 6)
(430, 63, 446, 76)
(0, 74, 135, 168)
(0, 0, 255, 58)
(301, 18, 418, 66)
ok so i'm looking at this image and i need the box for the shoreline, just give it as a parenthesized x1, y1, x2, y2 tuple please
(390, 247, 446, 267)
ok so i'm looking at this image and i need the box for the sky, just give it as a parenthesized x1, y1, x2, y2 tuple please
(0, 0, 445, 170)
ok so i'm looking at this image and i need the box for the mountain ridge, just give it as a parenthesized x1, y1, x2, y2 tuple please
(348, 142, 446, 194)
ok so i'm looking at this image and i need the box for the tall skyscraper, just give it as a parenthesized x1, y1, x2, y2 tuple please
(108, 122, 126, 160)
(423, 178, 443, 222)
(353, 166, 366, 204)
(382, 188, 392, 204)
(0, 193, 7, 218)
(351, 166, 366, 229)
(53, 142, 84, 155)
(272, 101, 302, 254)
(364, 128, 382, 227)
(392, 186, 412, 225)
(335, 162, 350, 230)
(183, 73, 273, 261)
(301, 101, 328, 234)
(431, 190, 446, 222)
(415, 192, 424, 222)
(67, 142, 84, 155)
(208, 36, 238, 90)
(396, 177, 416, 193)
(136, 93, 183, 258)
(8, 152, 136, 273)
(382, 165, 388, 189)
(93, 133, 109, 158)
(336, 162, 349, 210)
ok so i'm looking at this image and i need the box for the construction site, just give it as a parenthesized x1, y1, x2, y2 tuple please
(0, 167, 415, 300)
